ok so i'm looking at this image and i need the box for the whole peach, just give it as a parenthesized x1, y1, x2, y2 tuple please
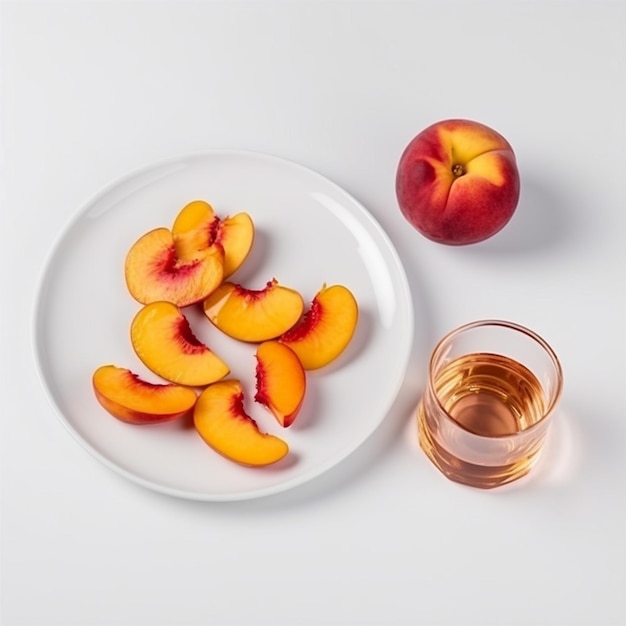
(396, 119, 520, 245)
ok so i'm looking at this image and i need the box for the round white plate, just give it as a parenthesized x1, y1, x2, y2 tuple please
(33, 151, 414, 501)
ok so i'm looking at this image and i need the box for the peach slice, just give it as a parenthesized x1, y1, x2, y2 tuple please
(92, 365, 197, 424)
(130, 301, 229, 386)
(255, 341, 306, 428)
(202, 279, 304, 342)
(125, 227, 224, 307)
(171, 200, 255, 278)
(194, 379, 289, 466)
(279, 284, 358, 370)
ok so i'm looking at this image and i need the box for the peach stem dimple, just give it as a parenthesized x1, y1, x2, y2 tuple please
(452, 163, 465, 177)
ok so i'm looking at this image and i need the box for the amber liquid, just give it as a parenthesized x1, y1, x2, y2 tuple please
(418, 352, 548, 488)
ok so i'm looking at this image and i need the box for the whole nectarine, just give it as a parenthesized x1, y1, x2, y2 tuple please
(396, 119, 520, 245)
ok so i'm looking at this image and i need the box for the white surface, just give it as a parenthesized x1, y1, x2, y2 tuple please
(33, 150, 413, 501)
(1, 2, 625, 625)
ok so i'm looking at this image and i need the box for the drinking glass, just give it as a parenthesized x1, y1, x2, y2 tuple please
(418, 320, 563, 488)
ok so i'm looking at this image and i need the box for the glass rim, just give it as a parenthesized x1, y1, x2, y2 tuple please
(427, 319, 564, 439)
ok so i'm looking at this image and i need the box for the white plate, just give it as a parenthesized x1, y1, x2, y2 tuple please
(33, 151, 414, 501)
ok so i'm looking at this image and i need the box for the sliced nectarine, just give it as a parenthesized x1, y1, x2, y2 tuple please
(218, 213, 255, 277)
(279, 284, 358, 370)
(255, 341, 306, 428)
(171, 200, 217, 259)
(194, 379, 289, 466)
(171, 200, 254, 278)
(130, 301, 229, 386)
(125, 227, 224, 307)
(92, 365, 197, 424)
(202, 279, 304, 342)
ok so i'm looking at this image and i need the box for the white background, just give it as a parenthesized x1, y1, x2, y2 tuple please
(2, 2, 625, 625)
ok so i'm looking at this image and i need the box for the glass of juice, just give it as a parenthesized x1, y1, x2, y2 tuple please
(418, 320, 563, 488)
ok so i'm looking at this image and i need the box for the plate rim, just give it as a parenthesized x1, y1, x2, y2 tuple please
(31, 148, 415, 501)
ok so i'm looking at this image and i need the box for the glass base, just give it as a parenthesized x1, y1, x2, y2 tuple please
(417, 403, 536, 489)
